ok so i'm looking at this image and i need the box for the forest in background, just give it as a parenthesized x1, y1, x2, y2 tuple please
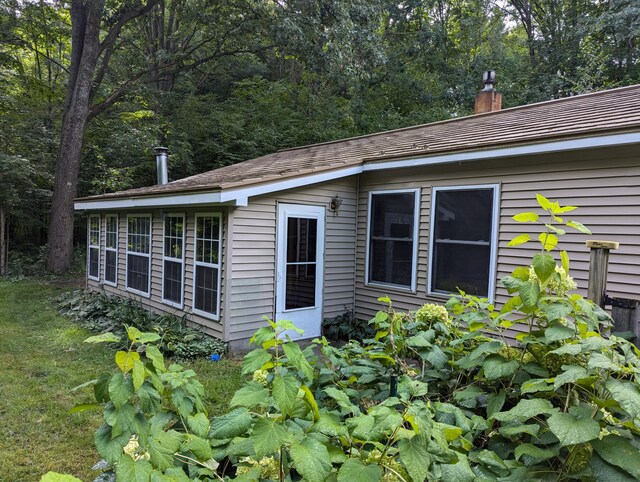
(0, 0, 639, 274)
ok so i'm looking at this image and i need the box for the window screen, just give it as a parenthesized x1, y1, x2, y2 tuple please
(430, 187, 495, 296)
(367, 191, 417, 288)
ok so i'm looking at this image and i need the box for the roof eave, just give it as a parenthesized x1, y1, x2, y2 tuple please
(74, 190, 225, 211)
(362, 130, 640, 171)
(74, 129, 640, 211)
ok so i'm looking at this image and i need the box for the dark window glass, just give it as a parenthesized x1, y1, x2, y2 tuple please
(89, 248, 99, 278)
(431, 188, 494, 296)
(287, 218, 317, 263)
(368, 192, 416, 287)
(127, 254, 149, 293)
(370, 239, 413, 287)
(195, 265, 218, 315)
(163, 259, 182, 304)
(286, 264, 316, 310)
(105, 250, 117, 283)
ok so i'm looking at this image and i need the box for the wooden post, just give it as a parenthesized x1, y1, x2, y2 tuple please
(586, 240, 619, 307)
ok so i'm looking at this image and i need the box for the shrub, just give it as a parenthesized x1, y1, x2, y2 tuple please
(7, 244, 86, 278)
(321, 310, 374, 342)
(58, 289, 226, 360)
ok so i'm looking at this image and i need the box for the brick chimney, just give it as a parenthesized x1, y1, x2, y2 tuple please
(475, 70, 502, 114)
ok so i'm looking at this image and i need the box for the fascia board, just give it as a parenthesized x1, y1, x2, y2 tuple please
(362, 132, 640, 172)
(218, 165, 364, 203)
(74, 191, 223, 210)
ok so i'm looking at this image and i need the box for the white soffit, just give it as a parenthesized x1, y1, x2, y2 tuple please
(75, 132, 640, 210)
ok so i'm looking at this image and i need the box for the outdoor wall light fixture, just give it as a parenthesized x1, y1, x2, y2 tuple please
(330, 194, 343, 214)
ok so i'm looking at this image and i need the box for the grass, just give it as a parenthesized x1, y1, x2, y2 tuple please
(0, 279, 244, 482)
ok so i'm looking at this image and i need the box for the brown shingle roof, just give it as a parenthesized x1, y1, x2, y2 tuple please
(78, 84, 640, 201)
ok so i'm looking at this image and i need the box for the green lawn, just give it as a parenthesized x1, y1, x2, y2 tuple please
(0, 279, 243, 482)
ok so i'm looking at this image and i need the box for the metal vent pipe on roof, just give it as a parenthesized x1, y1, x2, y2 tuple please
(155, 146, 169, 185)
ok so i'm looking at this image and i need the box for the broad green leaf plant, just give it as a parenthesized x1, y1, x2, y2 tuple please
(62, 194, 640, 481)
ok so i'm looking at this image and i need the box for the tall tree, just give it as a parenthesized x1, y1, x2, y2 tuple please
(47, 0, 159, 273)
(47, 0, 271, 273)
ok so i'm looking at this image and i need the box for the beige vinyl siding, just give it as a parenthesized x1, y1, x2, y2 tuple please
(87, 209, 227, 339)
(226, 177, 358, 344)
(355, 145, 640, 337)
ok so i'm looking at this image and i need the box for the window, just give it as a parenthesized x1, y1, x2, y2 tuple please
(285, 217, 318, 310)
(193, 214, 221, 319)
(429, 185, 499, 299)
(87, 215, 100, 281)
(162, 214, 185, 307)
(366, 189, 420, 290)
(126, 215, 151, 296)
(104, 215, 118, 286)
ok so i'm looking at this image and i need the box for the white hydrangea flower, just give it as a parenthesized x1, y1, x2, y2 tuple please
(415, 303, 449, 327)
(528, 265, 577, 293)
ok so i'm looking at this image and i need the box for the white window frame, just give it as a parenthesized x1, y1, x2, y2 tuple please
(126, 214, 152, 298)
(427, 183, 500, 301)
(87, 214, 101, 281)
(365, 188, 420, 292)
(162, 213, 186, 308)
(104, 214, 118, 287)
(192, 213, 222, 321)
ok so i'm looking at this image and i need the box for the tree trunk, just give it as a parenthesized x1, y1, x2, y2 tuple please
(46, 0, 104, 274)
(0, 203, 6, 276)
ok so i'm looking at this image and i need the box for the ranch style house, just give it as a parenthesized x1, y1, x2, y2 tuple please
(74, 83, 640, 350)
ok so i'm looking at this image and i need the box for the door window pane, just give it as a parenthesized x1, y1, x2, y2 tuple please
(287, 218, 317, 263)
(285, 216, 318, 310)
(286, 263, 316, 310)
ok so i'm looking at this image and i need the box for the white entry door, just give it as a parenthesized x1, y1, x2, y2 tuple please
(276, 203, 325, 340)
